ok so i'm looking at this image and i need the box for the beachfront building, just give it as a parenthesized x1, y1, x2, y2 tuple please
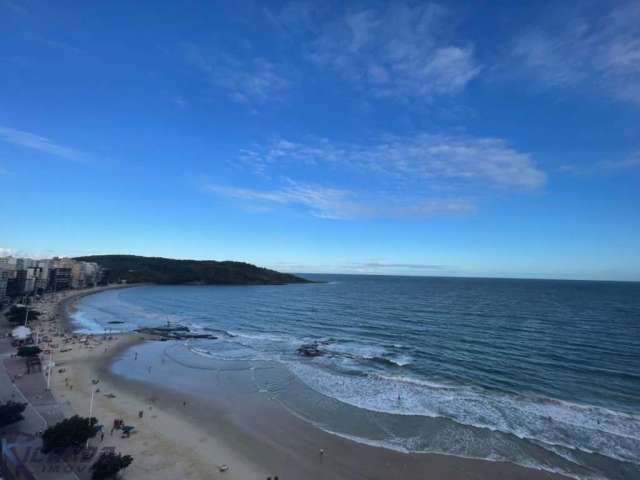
(15, 258, 35, 270)
(48, 267, 73, 291)
(0, 268, 9, 302)
(0, 256, 104, 295)
(35, 259, 51, 292)
(0, 256, 17, 269)
(79, 261, 101, 287)
(5, 266, 45, 297)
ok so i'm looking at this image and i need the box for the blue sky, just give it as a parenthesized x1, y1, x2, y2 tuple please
(0, 0, 639, 280)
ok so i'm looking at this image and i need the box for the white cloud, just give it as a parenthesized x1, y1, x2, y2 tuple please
(240, 134, 545, 190)
(173, 95, 188, 109)
(1, 0, 28, 15)
(183, 44, 289, 105)
(0, 126, 83, 161)
(601, 155, 640, 170)
(205, 181, 474, 220)
(560, 152, 640, 175)
(511, 1, 640, 105)
(0, 247, 14, 256)
(274, 2, 480, 98)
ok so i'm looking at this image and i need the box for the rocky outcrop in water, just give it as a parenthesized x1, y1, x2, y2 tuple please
(296, 342, 325, 357)
(137, 325, 216, 340)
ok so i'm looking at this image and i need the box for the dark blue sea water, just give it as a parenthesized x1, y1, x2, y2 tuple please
(72, 275, 640, 479)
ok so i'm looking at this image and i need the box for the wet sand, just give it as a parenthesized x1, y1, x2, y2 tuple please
(47, 287, 568, 480)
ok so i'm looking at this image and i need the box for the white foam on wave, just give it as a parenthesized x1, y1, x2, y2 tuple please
(385, 354, 413, 366)
(322, 341, 414, 367)
(227, 330, 297, 344)
(70, 311, 109, 334)
(285, 362, 640, 466)
(324, 341, 387, 359)
(188, 346, 215, 358)
(70, 309, 134, 334)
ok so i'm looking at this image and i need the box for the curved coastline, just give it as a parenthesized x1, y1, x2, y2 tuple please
(56, 283, 143, 333)
(51, 287, 571, 480)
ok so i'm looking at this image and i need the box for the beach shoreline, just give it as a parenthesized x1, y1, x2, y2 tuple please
(44, 286, 570, 480)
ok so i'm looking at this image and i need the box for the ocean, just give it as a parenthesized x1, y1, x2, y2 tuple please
(71, 275, 640, 479)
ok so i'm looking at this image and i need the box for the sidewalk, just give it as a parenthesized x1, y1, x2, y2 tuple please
(0, 334, 80, 480)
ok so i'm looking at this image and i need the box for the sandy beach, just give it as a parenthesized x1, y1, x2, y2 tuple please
(38, 287, 569, 480)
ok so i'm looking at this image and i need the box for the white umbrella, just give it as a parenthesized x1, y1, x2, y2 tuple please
(11, 326, 32, 340)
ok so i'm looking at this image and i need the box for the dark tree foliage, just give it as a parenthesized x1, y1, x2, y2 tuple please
(74, 254, 310, 285)
(17, 346, 42, 357)
(41, 416, 99, 454)
(6, 307, 41, 323)
(91, 452, 133, 480)
(0, 400, 27, 427)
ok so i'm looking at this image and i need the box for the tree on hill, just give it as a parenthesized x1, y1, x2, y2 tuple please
(73, 254, 310, 285)
(17, 345, 42, 357)
(41, 416, 99, 454)
(0, 401, 27, 427)
(91, 451, 133, 480)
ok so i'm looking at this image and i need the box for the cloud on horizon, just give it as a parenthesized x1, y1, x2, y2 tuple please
(355, 261, 447, 270)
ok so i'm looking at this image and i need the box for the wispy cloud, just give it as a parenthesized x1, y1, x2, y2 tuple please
(240, 134, 545, 190)
(270, 2, 480, 99)
(560, 152, 640, 175)
(0, 126, 83, 161)
(601, 155, 640, 170)
(205, 180, 474, 220)
(1, 0, 28, 15)
(511, 1, 640, 105)
(183, 43, 289, 105)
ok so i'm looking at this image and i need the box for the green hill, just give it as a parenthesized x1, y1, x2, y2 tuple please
(73, 255, 310, 285)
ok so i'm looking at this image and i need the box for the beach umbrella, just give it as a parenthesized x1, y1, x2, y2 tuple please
(12, 326, 32, 340)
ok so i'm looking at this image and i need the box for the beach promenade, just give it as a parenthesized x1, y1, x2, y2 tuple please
(0, 287, 132, 480)
(0, 330, 79, 479)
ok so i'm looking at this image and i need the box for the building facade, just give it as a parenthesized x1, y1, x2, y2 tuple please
(0, 268, 9, 302)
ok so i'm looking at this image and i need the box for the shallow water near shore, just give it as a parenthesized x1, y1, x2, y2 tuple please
(72, 275, 640, 480)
